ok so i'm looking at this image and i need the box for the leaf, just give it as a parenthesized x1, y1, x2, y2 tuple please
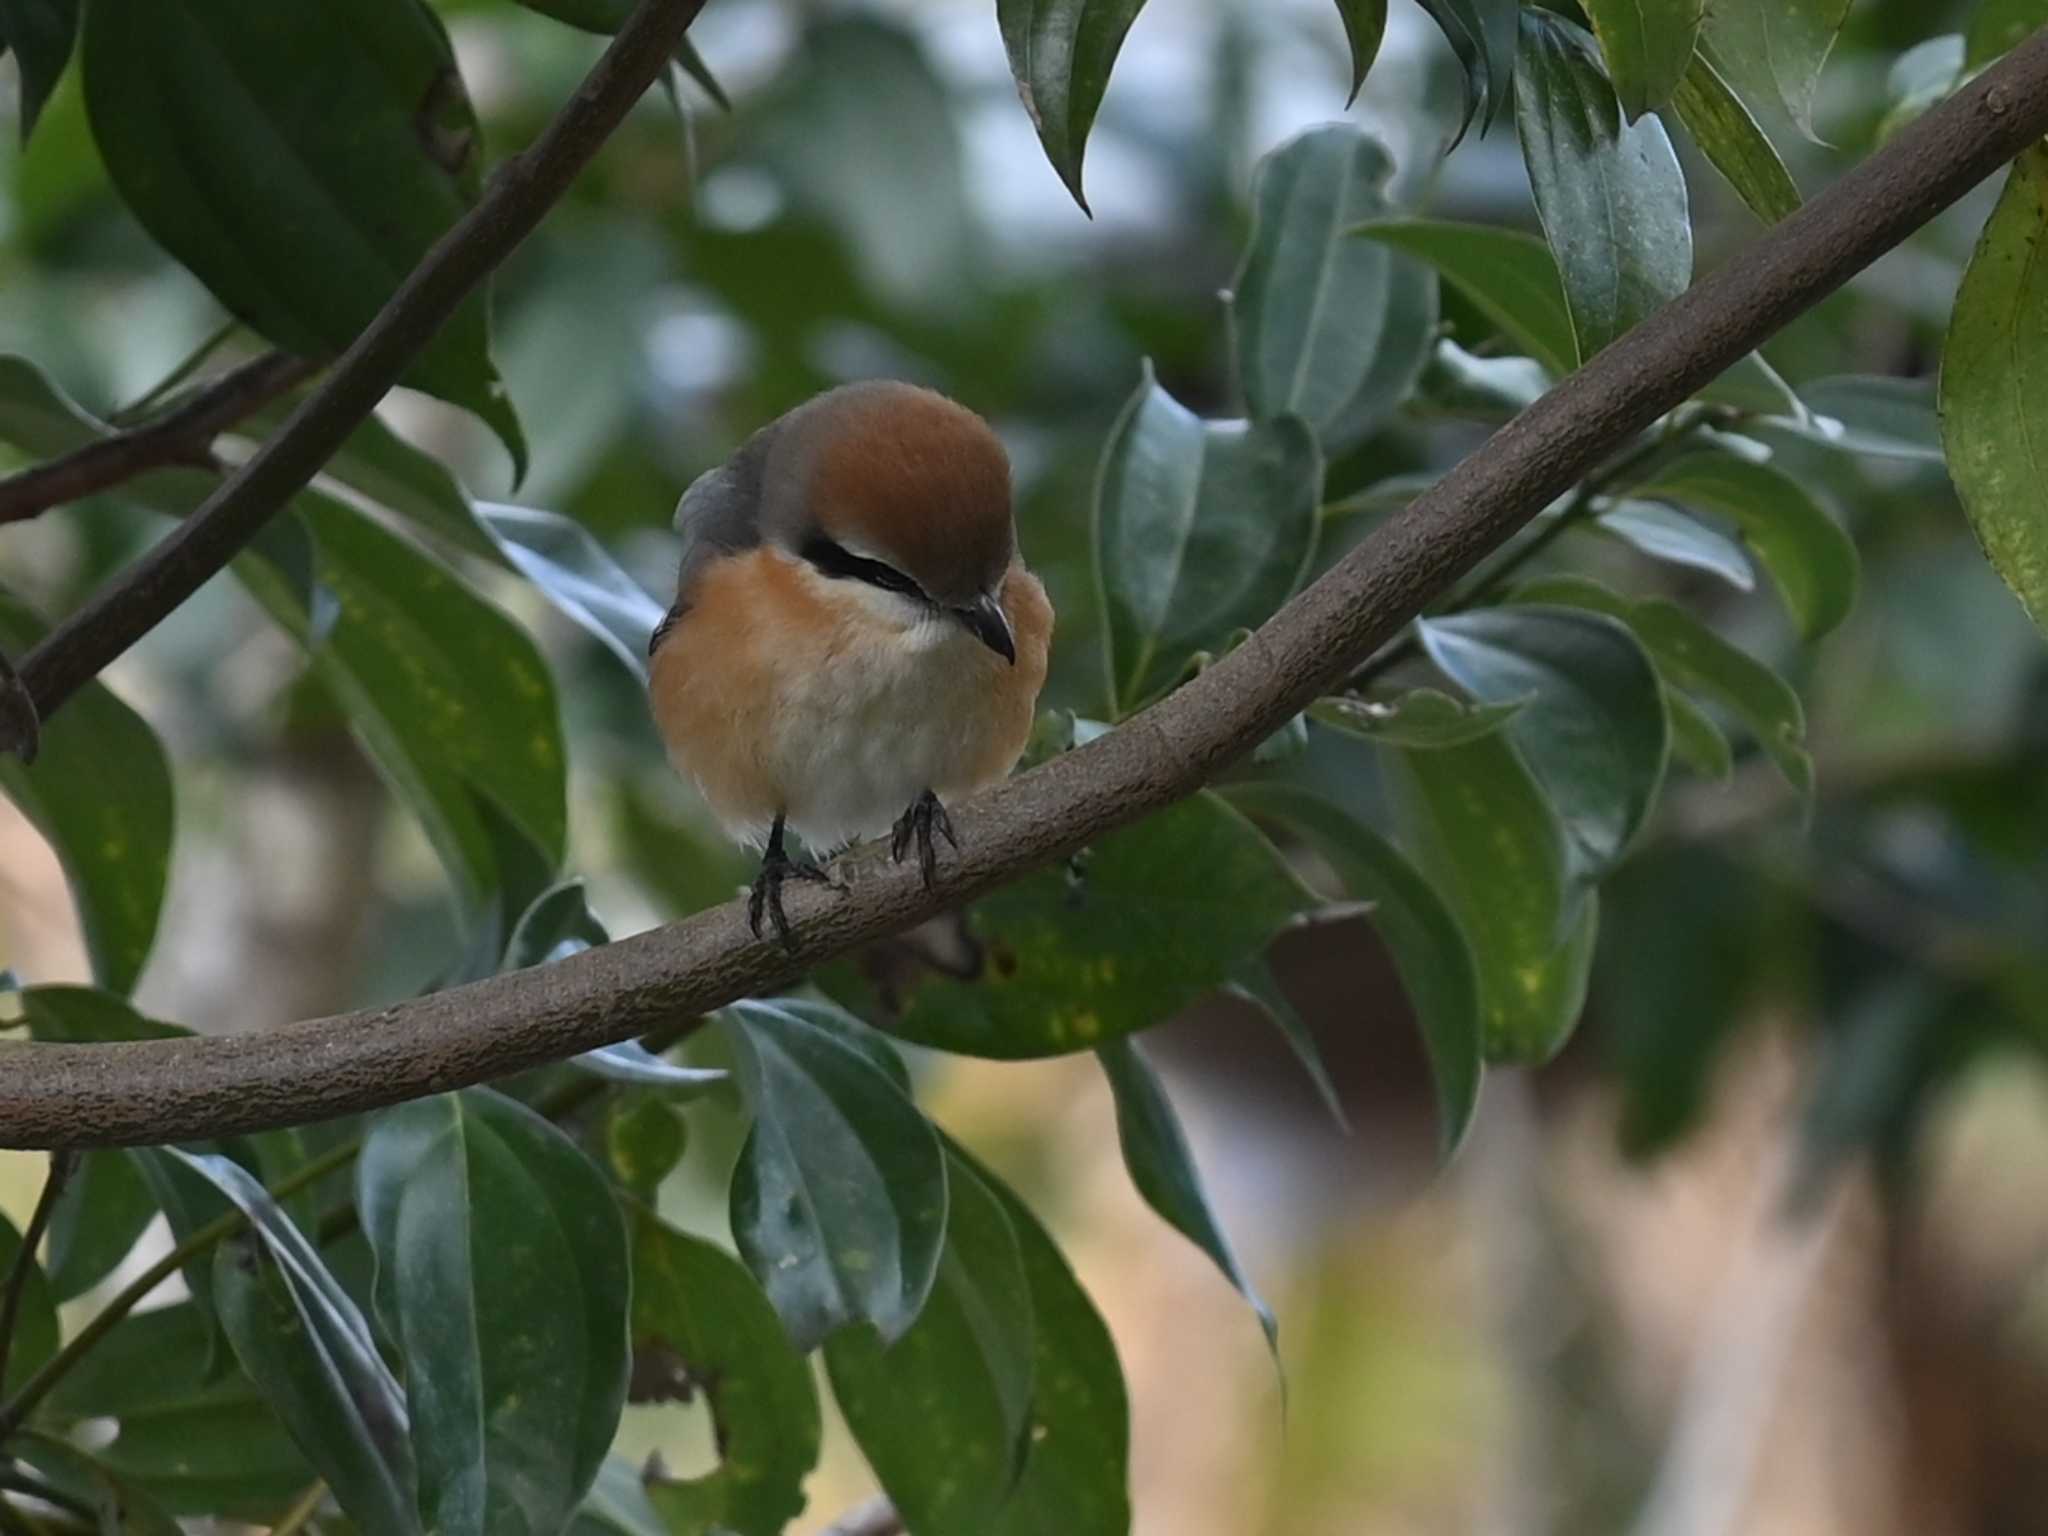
(1941, 144, 2048, 639)
(1413, 0, 1519, 138)
(1332, 0, 1387, 103)
(0, 594, 172, 996)
(723, 998, 948, 1351)
(1669, 48, 1801, 225)
(1788, 375, 1943, 463)
(357, 1089, 630, 1536)
(1098, 1037, 1278, 1355)
(880, 792, 1314, 1057)
(1595, 497, 1756, 589)
(1358, 220, 1577, 375)
(1639, 450, 1860, 639)
(1581, 0, 1702, 118)
(80, 0, 524, 470)
(1094, 365, 1322, 711)
(1420, 606, 1669, 879)
(1225, 784, 1484, 1155)
(1968, 0, 2048, 68)
(1227, 957, 1350, 1131)
(1666, 687, 1734, 779)
(996, 0, 1148, 212)
(572, 1459, 671, 1536)
(1415, 338, 1552, 419)
(505, 0, 730, 110)
(1516, 10, 1693, 361)
(1699, 0, 1849, 139)
(0, 0, 75, 142)
(0, 1210, 57, 1396)
(825, 1148, 1037, 1531)
(11, 1431, 181, 1536)
(1229, 125, 1437, 453)
(478, 502, 667, 680)
(44, 1146, 157, 1301)
(1382, 734, 1600, 1063)
(175, 1151, 418, 1536)
(602, 1095, 686, 1199)
(1309, 687, 1526, 749)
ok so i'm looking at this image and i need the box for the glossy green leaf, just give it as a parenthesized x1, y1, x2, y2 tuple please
(603, 1095, 686, 1199)
(572, 1459, 672, 1536)
(1421, 606, 1669, 879)
(996, 0, 1148, 212)
(507, 0, 730, 110)
(628, 1208, 822, 1536)
(724, 998, 947, 1351)
(1309, 687, 1526, 750)
(1517, 10, 1693, 361)
(1789, 375, 1943, 463)
(1941, 144, 2048, 639)
(1639, 450, 1860, 639)
(1358, 220, 1577, 376)
(357, 1089, 630, 1536)
(1669, 48, 1801, 224)
(0, 0, 75, 141)
(825, 1148, 1036, 1531)
(1665, 687, 1734, 779)
(0, 1210, 57, 1397)
(1383, 734, 1599, 1063)
(81, 0, 524, 471)
(881, 792, 1313, 1057)
(1332, 0, 1387, 103)
(0, 595, 172, 997)
(1596, 497, 1756, 589)
(1230, 125, 1437, 453)
(1414, 0, 1519, 137)
(44, 1145, 157, 1301)
(1226, 783, 1484, 1154)
(1099, 1037, 1278, 1352)
(1968, 0, 2048, 68)
(478, 502, 666, 680)
(1699, 0, 1849, 138)
(1414, 338, 1551, 420)
(1094, 366, 1322, 711)
(1582, 0, 1702, 118)
(11, 1430, 181, 1536)
(180, 1151, 418, 1536)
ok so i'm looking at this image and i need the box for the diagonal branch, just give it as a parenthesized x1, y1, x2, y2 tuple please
(8, 0, 712, 725)
(0, 352, 316, 526)
(2, 29, 2048, 1150)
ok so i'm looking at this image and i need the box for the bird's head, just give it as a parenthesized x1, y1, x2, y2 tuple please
(764, 381, 1020, 664)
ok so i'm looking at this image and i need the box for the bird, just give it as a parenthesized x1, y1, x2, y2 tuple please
(648, 381, 1054, 949)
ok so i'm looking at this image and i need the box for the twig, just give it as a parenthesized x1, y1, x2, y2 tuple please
(3, 25, 2048, 1148)
(111, 320, 242, 424)
(0, 1153, 73, 1392)
(817, 1496, 902, 1536)
(0, 353, 315, 526)
(268, 1480, 329, 1536)
(9, 0, 713, 725)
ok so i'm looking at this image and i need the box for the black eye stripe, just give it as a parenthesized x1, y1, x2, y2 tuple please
(801, 537, 925, 599)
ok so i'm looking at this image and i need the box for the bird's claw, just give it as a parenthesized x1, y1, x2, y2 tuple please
(748, 848, 834, 953)
(891, 790, 958, 889)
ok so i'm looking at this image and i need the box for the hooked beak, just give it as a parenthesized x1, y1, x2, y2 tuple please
(953, 593, 1016, 665)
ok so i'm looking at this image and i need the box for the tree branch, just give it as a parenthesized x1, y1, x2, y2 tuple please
(8, 0, 712, 724)
(3, 30, 2047, 1149)
(0, 352, 316, 526)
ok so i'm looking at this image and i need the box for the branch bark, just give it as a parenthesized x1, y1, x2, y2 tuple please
(3, 30, 2047, 1149)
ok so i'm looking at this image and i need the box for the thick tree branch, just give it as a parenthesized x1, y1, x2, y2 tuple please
(2, 31, 2047, 1149)
(8, 0, 711, 723)
(0, 352, 316, 526)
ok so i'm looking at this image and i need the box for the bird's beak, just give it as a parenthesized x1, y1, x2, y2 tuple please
(954, 593, 1016, 665)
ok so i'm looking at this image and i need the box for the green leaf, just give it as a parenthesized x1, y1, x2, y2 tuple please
(1383, 734, 1599, 1063)
(1420, 606, 1669, 879)
(1229, 125, 1437, 453)
(1094, 365, 1321, 711)
(1098, 1037, 1278, 1354)
(1665, 687, 1734, 779)
(1968, 0, 2048, 68)
(1595, 497, 1756, 589)
(880, 792, 1314, 1057)
(1332, 0, 1387, 103)
(478, 502, 666, 679)
(1358, 220, 1577, 375)
(177, 1151, 419, 1536)
(357, 1089, 630, 1536)
(0, 0, 75, 142)
(1582, 0, 1702, 118)
(1225, 784, 1484, 1155)
(1638, 450, 1859, 639)
(1414, 338, 1551, 419)
(0, 594, 172, 997)
(1699, 0, 1849, 139)
(995, 0, 1148, 212)
(602, 1095, 686, 1199)
(238, 496, 568, 916)
(628, 1208, 822, 1536)
(572, 1459, 671, 1536)
(506, 0, 730, 110)
(825, 1148, 1037, 1531)
(723, 998, 948, 1352)
(1226, 957, 1350, 1131)
(1941, 143, 2048, 639)
(1414, 0, 1519, 137)
(0, 1210, 57, 1397)
(44, 1146, 157, 1301)
(1516, 10, 1693, 361)
(11, 1431, 181, 1536)
(1669, 48, 1801, 224)
(1309, 687, 1526, 749)
(1789, 375, 1943, 463)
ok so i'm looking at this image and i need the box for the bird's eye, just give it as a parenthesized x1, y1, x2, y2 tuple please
(801, 537, 925, 600)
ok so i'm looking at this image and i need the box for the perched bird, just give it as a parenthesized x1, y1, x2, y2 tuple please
(648, 381, 1054, 947)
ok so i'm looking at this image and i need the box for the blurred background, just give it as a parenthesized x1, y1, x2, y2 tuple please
(5, 0, 2048, 1531)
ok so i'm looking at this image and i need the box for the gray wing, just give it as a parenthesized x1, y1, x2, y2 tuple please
(650, 423, 779, 655)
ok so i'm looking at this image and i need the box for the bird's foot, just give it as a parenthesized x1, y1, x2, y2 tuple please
(748, 845, 835, 952)
(890, 790, 959, 889)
